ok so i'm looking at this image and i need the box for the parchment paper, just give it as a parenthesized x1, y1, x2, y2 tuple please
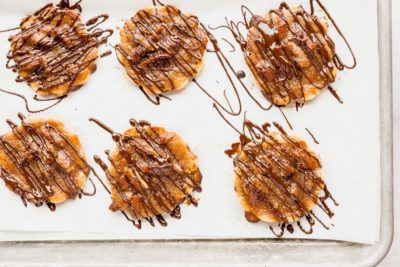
(0, 0, 380, 244)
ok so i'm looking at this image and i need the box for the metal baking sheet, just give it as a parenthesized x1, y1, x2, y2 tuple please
(0, 0, 393, 265)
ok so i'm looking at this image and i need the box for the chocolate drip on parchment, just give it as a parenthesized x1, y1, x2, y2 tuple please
(328, 85, 344, 104)
(194, 24, 244, 115)
(211, 0, 356, 106)
(0, 113, 96, 211)
(0, 88, 65, 113)
(0, 27, 20, 33)
(5, 0, 113, 98)
(90, 118, 201, 228)
(305, 128, 320, 145)
(222, 37, 236, 53)
(225, 120, 338, 237)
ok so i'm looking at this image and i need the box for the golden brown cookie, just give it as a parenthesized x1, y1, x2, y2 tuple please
(227, 121, 324, 224)
(92, 118, 202, 226)
(7, 2, 103, 97)
(245, 3, 336, 106)
(0, 113, 90, 210)
(116, 5, 208, 96)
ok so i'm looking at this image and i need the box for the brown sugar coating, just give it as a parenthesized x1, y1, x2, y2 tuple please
(116, 5, 208, 96)
(244, 3, 336, 106)
(93, 119, 202, 225)
(7, 2, 103, 97)
(227, 122, 324, 223)
(0, 114, 90, 209)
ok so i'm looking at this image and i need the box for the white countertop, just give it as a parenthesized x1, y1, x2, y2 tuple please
(380, 0, 399, 265)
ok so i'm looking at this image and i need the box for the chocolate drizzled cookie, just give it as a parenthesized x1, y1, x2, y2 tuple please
(91, 118, 202, 227)
(218, 1, 356, 107)
(116, 5, 208, 101)
(226, 120, 337, 235)
(6, 0, 112, 97)
(0, 113, 92, 210)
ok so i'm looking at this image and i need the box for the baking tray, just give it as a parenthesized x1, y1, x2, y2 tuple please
(0, 0, 393, 266)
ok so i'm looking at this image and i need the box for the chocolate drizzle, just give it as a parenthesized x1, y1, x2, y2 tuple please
(90, 118, 202, 228)
(328, 85, 344, 104)
(278, 108, 293, 130)
(100, 50, 112, 58)
(225, 120, 338, 237)
(305, 128, 320, 144)
(0, 27, 20, 33)
(211, 0, 356, 107)
(5, 0, 112, 97)
(269, 208, 333, 237)
(295, 102, 304, 111)
(206, 23, 273, 112)
(222, 37, 236, 52)
(0, 113, 94, 210)
(192, 23, 245, 115)
(0, 88, 65, 114)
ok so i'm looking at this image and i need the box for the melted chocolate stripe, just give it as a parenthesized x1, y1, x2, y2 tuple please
(0, 88, 65, 113)
(0, 27, 20, 33)
(328, 85, 344, 104)
(309, 0, 356, 69)
(306, 128, 320, 144)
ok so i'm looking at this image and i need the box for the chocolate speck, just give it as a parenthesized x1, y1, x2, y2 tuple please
(237, 70, 246, 79)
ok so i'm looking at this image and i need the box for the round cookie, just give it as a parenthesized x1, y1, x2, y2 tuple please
(0, 114, 90, 208)
(7, 3, 100, 97)
(93, 119, 202, 224)
(230, 129, 324, 223)
(116, 5, 208, 95)
(244, 4, 336, 106)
